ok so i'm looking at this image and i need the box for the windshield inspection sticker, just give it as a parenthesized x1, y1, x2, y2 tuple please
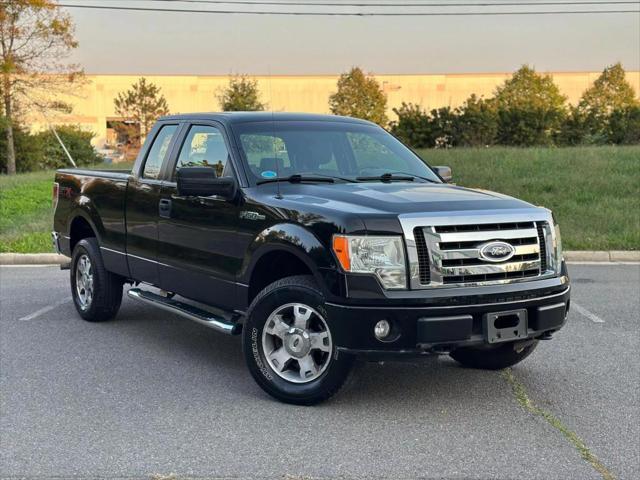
(261, 170, 277, 178)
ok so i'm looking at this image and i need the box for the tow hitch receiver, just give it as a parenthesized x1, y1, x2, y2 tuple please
(484, 309, 528, 344)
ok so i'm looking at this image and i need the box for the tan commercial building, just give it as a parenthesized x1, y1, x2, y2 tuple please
(28, 71, 640, 148)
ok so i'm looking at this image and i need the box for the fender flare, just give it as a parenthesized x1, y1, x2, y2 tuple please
(241, 223, 338, 290)
(66, 200, 104, 245)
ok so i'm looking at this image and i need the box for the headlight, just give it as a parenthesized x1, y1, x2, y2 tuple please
(333, 235, 407, 289)
(553, 221, 563, 271)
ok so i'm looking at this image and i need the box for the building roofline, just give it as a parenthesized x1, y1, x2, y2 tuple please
(160, 111, 376, 125)
(82, 70, 639, 78)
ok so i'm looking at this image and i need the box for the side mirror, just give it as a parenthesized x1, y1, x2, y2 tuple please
(433, 166, 452, 183)
(176, 167, 237, 200)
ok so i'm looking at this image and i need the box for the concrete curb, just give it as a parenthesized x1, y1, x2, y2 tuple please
(1, 251, 638, 265)
(564, 251, 640, 262)
(0, 253, 70, 265)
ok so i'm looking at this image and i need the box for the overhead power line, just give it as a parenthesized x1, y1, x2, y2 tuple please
(52, 3, 640, 16)
(142, 0, 640, 6)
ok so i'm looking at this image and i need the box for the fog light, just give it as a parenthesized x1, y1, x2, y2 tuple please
(374, 320, 391, 340)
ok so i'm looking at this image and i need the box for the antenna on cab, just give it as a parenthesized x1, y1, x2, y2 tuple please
(267, 65, 282, 199)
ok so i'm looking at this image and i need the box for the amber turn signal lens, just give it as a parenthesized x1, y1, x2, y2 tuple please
(332, 235, 350, 272)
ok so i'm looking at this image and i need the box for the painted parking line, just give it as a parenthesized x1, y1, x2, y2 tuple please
(0, 265, 62, 268)
(572, 302, 606, 324)
(18, 299, 70, 322)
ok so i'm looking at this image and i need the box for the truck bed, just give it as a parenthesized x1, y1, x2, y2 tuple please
(56, 168, 131, 180)
(53, 168, 131, 278)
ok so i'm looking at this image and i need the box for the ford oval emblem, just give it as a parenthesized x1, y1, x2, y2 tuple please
(478, 241, 516, 263)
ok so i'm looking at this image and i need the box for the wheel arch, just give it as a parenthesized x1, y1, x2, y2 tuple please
(241, 223, 342, 306)
(68, 211, 101, 252)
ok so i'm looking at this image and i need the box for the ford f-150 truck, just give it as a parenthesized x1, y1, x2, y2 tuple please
(53, 113, 570, 405)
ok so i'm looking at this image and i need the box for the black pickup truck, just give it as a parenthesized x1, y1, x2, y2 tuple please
(53, 112, 570, 404)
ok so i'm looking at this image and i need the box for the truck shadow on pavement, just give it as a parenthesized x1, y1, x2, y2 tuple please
(110, 299, 509, 408)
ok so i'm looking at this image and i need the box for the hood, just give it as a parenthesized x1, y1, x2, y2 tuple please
(257, 182, 533, 217)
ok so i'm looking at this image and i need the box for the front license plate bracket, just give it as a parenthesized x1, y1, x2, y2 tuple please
(484, 309, 528, 344)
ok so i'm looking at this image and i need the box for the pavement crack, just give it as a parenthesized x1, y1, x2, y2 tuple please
(502, 368, 615, 480)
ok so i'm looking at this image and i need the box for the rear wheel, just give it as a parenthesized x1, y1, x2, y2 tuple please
(450, 341, 539, 370)
(242, 275, 353, 405)
(70, 238, 123, 322)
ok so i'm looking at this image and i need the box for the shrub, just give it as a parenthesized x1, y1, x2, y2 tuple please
(454, 94, 498, 147)
(608, 105, 640, 145)
(34, 125, 102, 169)
(494, 65, 567, 146)
(429, 107, 457, 148)
(0, 121, 100, 173)
(0, 119, 44, 173)
(389, 102, 432, 148)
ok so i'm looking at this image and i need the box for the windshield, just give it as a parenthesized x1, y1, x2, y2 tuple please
(233, 121, 440, 185)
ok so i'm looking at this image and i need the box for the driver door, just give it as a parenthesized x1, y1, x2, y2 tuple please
(157, 123, 243, 310)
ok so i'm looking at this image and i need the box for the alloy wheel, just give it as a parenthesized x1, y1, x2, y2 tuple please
(75, 254, 94, 309)
(261, 303, 333, 383)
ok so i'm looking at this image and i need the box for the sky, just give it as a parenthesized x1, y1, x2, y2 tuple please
(63, 0, 640, 75)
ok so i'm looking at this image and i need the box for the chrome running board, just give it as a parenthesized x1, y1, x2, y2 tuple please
(127, 288, 241, 335)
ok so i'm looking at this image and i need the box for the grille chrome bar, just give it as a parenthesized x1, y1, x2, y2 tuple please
(436, 228, 539, 243)
(399, 209, 557, 289)
(441, 243, 540, 260)
(440, 259, 541, 277)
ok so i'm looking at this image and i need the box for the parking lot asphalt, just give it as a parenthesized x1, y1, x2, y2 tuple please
(1, 264, 638, 480)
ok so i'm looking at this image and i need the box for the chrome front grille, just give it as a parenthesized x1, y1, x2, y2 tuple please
(400, 210, 557, 289)
(536, 222, 548, 273)
(413, 227, 431, 284)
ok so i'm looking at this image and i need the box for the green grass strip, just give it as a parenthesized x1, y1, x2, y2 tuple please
(417, 146, 640, 250)
(502, 369, 615, 480)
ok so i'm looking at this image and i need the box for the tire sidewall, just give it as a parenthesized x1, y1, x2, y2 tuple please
(243, 280, 351, 404)
(70, 239, 102, 319)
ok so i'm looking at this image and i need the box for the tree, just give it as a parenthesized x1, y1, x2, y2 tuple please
(0, 116, 42, 173)
(493, 65, 567, 146)
(454, 94, 498, 147)
(0, 0, 82, 175)
(577, 63, 639, 138)
(114, 77, 170, 144)
(329, 67, 388, 126)
(217, 75, 266, 111)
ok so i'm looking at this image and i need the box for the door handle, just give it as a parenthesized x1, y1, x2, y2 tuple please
(159, 198, 172, 218)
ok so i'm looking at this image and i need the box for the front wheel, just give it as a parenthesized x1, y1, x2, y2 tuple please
(242, 275, 353, 405)
(450, 340, 539, 370)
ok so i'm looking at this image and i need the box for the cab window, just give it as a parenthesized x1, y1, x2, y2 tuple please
(176, 125, 230, 178)
(142, 124, 177, 179)
(239, 134, 291, 178)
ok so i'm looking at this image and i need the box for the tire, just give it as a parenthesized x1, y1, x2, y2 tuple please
(70, 238, 123, 322)
(450, 340, 539, 370)
(242, 275, 354, 405)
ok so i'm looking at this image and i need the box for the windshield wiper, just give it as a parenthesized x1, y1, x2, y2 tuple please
(356, 172, 437, 183)
(256, 174, 336, 185)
